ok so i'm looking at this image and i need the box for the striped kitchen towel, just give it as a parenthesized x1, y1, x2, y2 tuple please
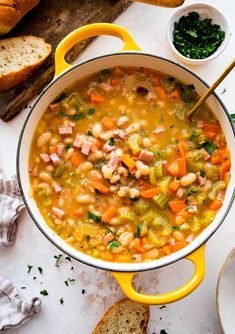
(0, 168, 24, 248)
(0, 276, 41, 331)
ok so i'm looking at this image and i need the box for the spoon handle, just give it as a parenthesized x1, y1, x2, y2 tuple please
(187, 59, 235, 118)
(129, 0, 184, 8)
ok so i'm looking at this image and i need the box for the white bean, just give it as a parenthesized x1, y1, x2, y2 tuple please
(173, 231, 185, 241)
(88, 150, 103, 161)
(66, 147, 74, 159)
(117, 116, 129, 127)
(37, 132, 52, 148)
(117, 166, 128, 176)
(75, 195, 94, 204)
(119, 232, 133, 246)
(180, 173, 197, 187)
(64, 137, 73, 144)
(46, 165, 55, 172)
(39, 172, 52, 184)
(110, 173, 120, 184)
(117, 190, 125, 197)
(144, 248, 159, 259)
(92, 123, 102, 138)
(50, 137, 58, 145)
(129, 188, 140, 199)
(143, 138, 151, 147)
(126, 122, 140, 135)
(80, 161, 93, 172)
(108, 218, 122, 226)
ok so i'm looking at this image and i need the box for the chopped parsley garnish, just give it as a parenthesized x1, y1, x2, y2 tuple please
(173, 11, 225, 59)
(200, 170, 205, 177)
(54, 254, 63, 267)
(134, 225, 142, 238)
(65, 256, 71, 262)
(40, 289, 49, 296)
(81, 289, 86, 294)
(178, 84, 195, 103)
(87, 108, 95, 115)
(65, 143, 72, 151)
(203, 140, 217, 154)
(60, 298, 64, 305)
(87, 130, 93, 136)
(109, 241, 121, 251)
(53, 92, 66, 104)
(59, 111, 67, 118)
(38, 267, 43, 274)
(21, 287, 26, 289)
(70, 112, 84, 120)
(87, 211, 101, 223)
(108, 137, 115, 146)
(172, 226, 180, 230)
(86, 235, 91, 241)
(231, 114, 235, 122)
(27, 265, 33, 274)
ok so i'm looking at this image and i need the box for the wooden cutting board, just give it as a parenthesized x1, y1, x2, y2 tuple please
(0, 0, 130, 122)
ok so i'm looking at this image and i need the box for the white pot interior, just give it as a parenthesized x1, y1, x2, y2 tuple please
(17, 53, 235, 272)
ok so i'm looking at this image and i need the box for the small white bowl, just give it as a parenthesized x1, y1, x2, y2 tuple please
(167, 3, 230, 65)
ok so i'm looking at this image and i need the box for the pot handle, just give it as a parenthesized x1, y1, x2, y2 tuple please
(111, 244, 206, 305)
(54, 23, 141, 77)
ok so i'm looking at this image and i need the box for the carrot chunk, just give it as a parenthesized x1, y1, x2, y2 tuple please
(169, 200, 186, 212)
(102, 205, 118, 223)
(177, 157, 186, 177)
(220, 160, 231, 179)
(202, 122, 221, 133)
(170, 241, 189, 253)
(141, 187, 160, 198)
(169, 180, 180, 192)
(71, 151, 84, 167)
(92, 181, 110, 194)
(177, 141, 189, 158)
(209, 199, 222, 211)
(110, 78, 118, 87)
(155, 86, 168, 102)
(167, 161, 180, 176)
(90, 93, 104, 103)
(171, 89, 180, 100)
(101, 116, 115, 130)
(121, 155, 136, 170)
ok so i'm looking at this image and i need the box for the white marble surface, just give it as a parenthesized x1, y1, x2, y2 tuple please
(0, 0, 235, 333)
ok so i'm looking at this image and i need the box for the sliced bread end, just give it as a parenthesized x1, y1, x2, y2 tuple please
(92, 298, 150, 334)
(0, 35, 51, 91)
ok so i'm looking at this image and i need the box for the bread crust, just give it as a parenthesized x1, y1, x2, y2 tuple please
(0, 0, 39, 35)
(92, 298, 150, 334)
(0, 36, 51, 91)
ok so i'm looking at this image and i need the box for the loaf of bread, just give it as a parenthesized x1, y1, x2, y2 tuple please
(0, 36, 51, 91)
(0, 0, 39, 35)
(92, 298, 150, 334)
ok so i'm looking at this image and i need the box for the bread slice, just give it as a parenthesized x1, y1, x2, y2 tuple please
(92, 299, 150, 334)
(0, 1, 40, 35)
(0, 35, 51, 91)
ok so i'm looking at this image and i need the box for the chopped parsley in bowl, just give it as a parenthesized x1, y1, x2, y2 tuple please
(167, 3, 230, 65)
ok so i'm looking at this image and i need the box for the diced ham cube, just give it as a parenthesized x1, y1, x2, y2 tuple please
(59, 126, 73, 135)
(196, 172, 207, 186)
(56, 144, 64, 156)
(50, 153, 61, 166)
(81, 141, 93, 155)
(186, 205, 198, 214)
(73, 135, 85, 148)
(40, 153, 50, 163)
(100, 82, 112, 92)
(103, 143, 116, 153)
(52, 207, 65, 219)
(186, 233, 195, 243)
(199, 148, 211, 161)
(102, 232, 114, 246)
(146, 91, 157, 101)
(114, 129, 126, 139)
(197, 119, 204, 128)
(138, 149, 154, 162)
(153, 125, 166, 134)
(217, 190, 225, 204)
(176, 187, 185, 198)
(52, 182, 62, 194)
(109, 155, 121, 167)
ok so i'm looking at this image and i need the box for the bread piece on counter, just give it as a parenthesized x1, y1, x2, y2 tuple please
(92, 298, 150, 334)
(0, 35, 51, 91)
(0, 0, 39, 35)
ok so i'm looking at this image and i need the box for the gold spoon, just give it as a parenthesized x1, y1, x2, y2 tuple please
(187, 59, 235, 119)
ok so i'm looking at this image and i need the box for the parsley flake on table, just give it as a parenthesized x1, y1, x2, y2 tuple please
(38, 267, 43, 274)
(27, 265, 33, 274)
(64, 278, 75, 287)
(65, 256, 71, 262)
(60, 298, 64, 305)
(54, 254, 63, 267)
(160, 330, 169, 334)
(40, 289, 49, 296)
